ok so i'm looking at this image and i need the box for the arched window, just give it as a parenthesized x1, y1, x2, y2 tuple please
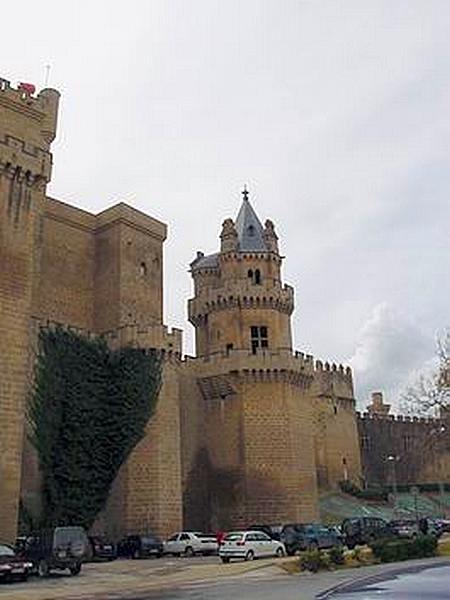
(247, 269, 253, 280)
(247, 224, 255, 237)
(254, 269, 261, 285)
(139, 262, 147, 276)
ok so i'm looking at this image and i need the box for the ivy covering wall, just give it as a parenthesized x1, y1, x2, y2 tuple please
(28, 326, 162, 530)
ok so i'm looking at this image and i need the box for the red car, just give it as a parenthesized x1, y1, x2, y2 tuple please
(0, 543, 32, 582)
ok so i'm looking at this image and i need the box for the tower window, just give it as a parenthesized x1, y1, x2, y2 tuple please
(247, 224, 255, 237)
(139, 262, 147, 276)
(248, 268, 262, 285)
(250, 326, 268, 354)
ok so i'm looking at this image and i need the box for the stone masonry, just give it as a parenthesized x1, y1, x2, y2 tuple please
(2, 78, 446, 544)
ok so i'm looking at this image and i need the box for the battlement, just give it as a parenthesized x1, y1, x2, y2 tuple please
(104, 323, 182, 354)
(357, 411, 441, 425)
(30, 317, 183, 356)
(0, 78, 59, 146)
(183, 346, 315, 374)
(188, 282, 294, 323)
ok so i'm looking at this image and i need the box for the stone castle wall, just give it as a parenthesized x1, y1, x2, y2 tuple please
(358, 411, 450, 488)
(0, 80, 59, 542)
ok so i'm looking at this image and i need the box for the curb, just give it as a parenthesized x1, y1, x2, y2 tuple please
(316, 556, 450, 599)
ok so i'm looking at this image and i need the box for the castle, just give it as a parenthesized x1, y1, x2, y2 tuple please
(0, 79, 447, 543)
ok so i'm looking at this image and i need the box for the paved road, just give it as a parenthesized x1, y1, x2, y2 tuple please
(328, 563, 450, 599)
(2, 555, 450, 600)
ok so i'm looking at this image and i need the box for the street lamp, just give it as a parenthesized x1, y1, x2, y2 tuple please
(387, 454, 399, 516)
(430, 425, 447, 517)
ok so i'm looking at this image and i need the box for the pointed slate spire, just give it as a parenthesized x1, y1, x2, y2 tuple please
(235, 187, 268, 252)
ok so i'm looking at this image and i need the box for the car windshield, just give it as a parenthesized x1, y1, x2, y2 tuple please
(54, 527, 86, 547)
(225, 533, 243, 542)
(142, 536, 159, 544)
(0, 544, 15, 557)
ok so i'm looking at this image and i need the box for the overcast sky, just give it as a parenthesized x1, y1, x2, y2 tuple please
(3, 1, 449, 409)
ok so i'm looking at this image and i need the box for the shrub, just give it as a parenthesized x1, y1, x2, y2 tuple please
(369, 535, 437, 563)
(338, 480, 388, 501)
(300, 549, 330, 572)
(349, 546, 363, 562)
(328, 545, 345, 565)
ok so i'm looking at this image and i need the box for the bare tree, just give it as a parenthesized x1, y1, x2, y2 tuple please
(400, 329, 450, 416)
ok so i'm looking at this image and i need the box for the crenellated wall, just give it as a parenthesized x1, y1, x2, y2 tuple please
(358, 406, 450, 487)
(180, 349, 318, 530)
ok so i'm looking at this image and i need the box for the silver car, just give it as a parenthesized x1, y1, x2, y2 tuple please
(219, 530, 285, 563)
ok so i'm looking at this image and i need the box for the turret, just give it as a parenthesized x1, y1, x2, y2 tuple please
(0, 77, 59, 542)
(188, 188, 294, 357)
(220, 218, 238, 252)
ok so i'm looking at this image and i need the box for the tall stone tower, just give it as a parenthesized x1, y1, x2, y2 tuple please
(188, 188, 294, 357)
(184, 190, 318, 530)
(0, 79, 59, 541)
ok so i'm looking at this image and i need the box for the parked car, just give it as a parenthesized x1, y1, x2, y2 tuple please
(117, 534, 163, 559)
(219, 530, 285, 563)
(248, 524, 282, 540)
(435, 519, 450, 533)
(341, 517, 392, 549)
(23, 526, 88, 577)
(164, 532, 217, 556)
(389, 520, 420, 539)
(0, 543, 33, 582)
(87, 535, 117, 561)
(280, 523, 342, 555)
(423, 518, 444, 538)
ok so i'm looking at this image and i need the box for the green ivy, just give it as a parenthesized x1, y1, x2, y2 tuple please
(27, 326, 162, 530)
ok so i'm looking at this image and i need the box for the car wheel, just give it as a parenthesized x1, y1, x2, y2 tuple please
(69, 563, 82, 576)
(156, 552, 163, 558)
(38, 559, 50, 578)
(184, 546, 194, 558)
(221, 557, 230, 564)
(245, 550, 254, 561)
(276, 547, 284, 558)
(286, 547, 296, 556)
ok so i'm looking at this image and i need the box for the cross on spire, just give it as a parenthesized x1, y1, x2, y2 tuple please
(241, 185, 249, 202)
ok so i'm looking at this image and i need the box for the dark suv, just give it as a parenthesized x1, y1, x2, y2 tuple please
(117, 534, 163, 559)
(280, 523, 342, 555)
(341, 517, 392, 549)
(23, 526, 88, 577)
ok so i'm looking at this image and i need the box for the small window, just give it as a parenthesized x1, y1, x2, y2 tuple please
(361, 435, 371, 450)
(139, 262, 147, 276)
(247, 224, 255, 237)
(254, 269, 261, 285)
(248, 269, 253, 279)
(226, 343, 233, 354)
(250, 326, 269, 354)
(403, 435, 413, 452)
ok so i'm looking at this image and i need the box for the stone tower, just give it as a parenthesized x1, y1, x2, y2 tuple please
(188, 189, 294, 357)
(183, 190, 319, 530)
(0, 79, 59, 541)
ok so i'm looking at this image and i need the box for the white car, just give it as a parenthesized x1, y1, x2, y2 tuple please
(163, 531, 217, 556)
(219, 530, 285, 563)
